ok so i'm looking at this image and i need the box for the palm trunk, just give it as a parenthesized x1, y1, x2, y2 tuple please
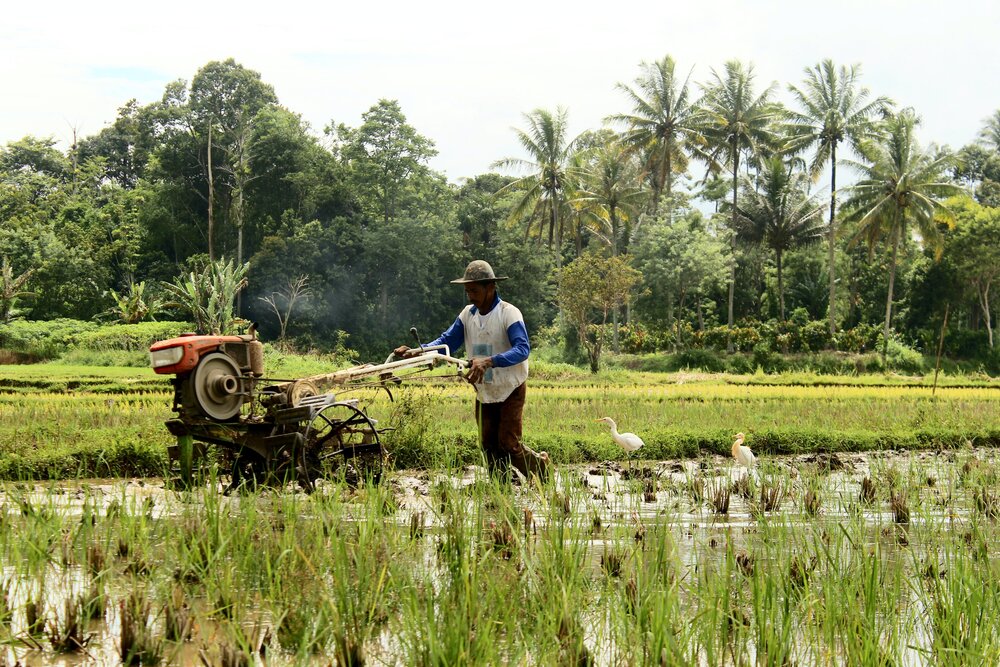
(827, 145, 838, 337)
(882, 225, 900, 364)
(611, 206, 620, 353)
(777, 248, 785, 321)
(663, 146, 673, 222)
(552, 197, 563, 268)
(727, 147, 738, 354)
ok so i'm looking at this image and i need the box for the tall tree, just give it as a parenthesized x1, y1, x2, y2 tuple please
(188, 59, 278, 259)
(334, 99, 438, 223)
(946, 197, 1000, 348)
(493, 108, 575, 265)
(733, 156, 826, 320)
(569, 135, 647, 351)
(557, 253, 641, 372)
(841, 110, 962, 360)
(700, 60, 782, 347)
(608, 55, 703, 216)
(632, 208, 730, 342)
(787, 60, 893, 335)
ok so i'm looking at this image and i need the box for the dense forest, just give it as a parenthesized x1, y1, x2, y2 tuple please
(1, 57, 998, 369)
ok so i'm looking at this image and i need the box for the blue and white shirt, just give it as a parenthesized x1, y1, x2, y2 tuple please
(426, 292, 529, 403)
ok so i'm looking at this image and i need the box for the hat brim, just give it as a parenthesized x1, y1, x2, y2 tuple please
(450, 276, 508, 284)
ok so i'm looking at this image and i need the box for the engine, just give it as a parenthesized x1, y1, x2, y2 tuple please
(149, 333, 264, 421)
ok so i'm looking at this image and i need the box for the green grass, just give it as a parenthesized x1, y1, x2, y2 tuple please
(0, 361, 997, 480)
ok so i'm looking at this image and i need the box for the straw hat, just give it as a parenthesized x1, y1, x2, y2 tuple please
(450, 260, 508, 284)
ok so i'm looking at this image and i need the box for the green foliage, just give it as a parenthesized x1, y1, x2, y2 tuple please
(883, 337, 925, 374)
(609, 54, 701, 208)
(493, 107, 575, 249)
(671, 348, 726, 372)
(73, 321, 190, 352)
(162, 258, 249, 334)
(0, 318, 99, 359)
(633, 207, 729, 331)
(0, 57, 996, 373)
(333, 99, 438, 223)
(102, 280, 164, 324)
(0, 256, 35, 323)
(557, 253, 641, 372)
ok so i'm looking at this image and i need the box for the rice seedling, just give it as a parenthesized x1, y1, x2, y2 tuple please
(860, 475, 877, 504)
(642, 479, 657, 503)
(891, 493, 910, 524)
(408, 510, 425, 539)
(119, 589, 163, 666)
(46, 595, 90, 652)
(709, 480, 731, 515)
(24, 597, 45, 637)
(80, 577, 105, 622)
(755, 477, 787, 514)
(685, 474, 705, 505)
(973, 486, 1000, 520)
(0, 361, 998, 664)
(162, 585, 192, 642)
(600, 546, 626, 577)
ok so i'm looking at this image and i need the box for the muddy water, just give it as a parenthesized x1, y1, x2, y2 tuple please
(0, 449, 984, 665)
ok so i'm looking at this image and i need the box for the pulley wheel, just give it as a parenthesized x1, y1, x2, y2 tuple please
(193, 352, 244, 420)
(285, 379, 318, 407)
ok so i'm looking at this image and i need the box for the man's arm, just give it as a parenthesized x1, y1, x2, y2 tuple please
(426, 316, 465, 355)
(491, 321, 530, 367)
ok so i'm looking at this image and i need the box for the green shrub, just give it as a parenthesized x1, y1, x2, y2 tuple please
(835, 324, 880, 353)
(671, 349, 726, 372)
(726, 354, 755, 374)
(55, 349, 151, 367)
(800, 320, 832, 352)
(0, 319, 99, 359)
(884, 338, 925, 374)
(619, 323, 655, 354)
(73, 321, 192, 352)
(751, 342, 786, 373)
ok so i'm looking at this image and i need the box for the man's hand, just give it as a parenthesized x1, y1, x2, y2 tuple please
(393, 345, 420, 359)
(465, 356, 493, 384)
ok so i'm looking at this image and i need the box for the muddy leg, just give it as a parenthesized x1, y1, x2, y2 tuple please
(496, 384, 550, 482)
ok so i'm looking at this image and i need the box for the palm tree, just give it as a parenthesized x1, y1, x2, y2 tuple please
(569, 136, 647, 352)
(841, 110, 962, 361)
(979, 109, 1000, 152)
(787, 60, 893, 336)
(493, 108, 575, 265)
(734, 157, 826, 320)
(700, 60, 782, 348)
(608, 55, 704, 216)
(570, 138, 647, 256)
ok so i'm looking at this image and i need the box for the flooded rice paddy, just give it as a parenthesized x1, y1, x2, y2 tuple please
(1, 447, 999, 665)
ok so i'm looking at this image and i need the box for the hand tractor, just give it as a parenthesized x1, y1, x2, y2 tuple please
(149, 329, 465, 492)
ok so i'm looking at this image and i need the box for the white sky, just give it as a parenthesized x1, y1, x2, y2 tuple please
(2, 0, 997, 184)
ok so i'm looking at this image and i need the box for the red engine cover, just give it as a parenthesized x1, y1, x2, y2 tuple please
(149, 334, 244, 375)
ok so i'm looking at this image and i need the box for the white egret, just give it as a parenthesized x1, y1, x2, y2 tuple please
(732, 432, 756, 469)
(596, 417, 645, 470)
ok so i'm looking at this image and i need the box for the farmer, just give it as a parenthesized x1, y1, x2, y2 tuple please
(394, 260, 550, 483)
